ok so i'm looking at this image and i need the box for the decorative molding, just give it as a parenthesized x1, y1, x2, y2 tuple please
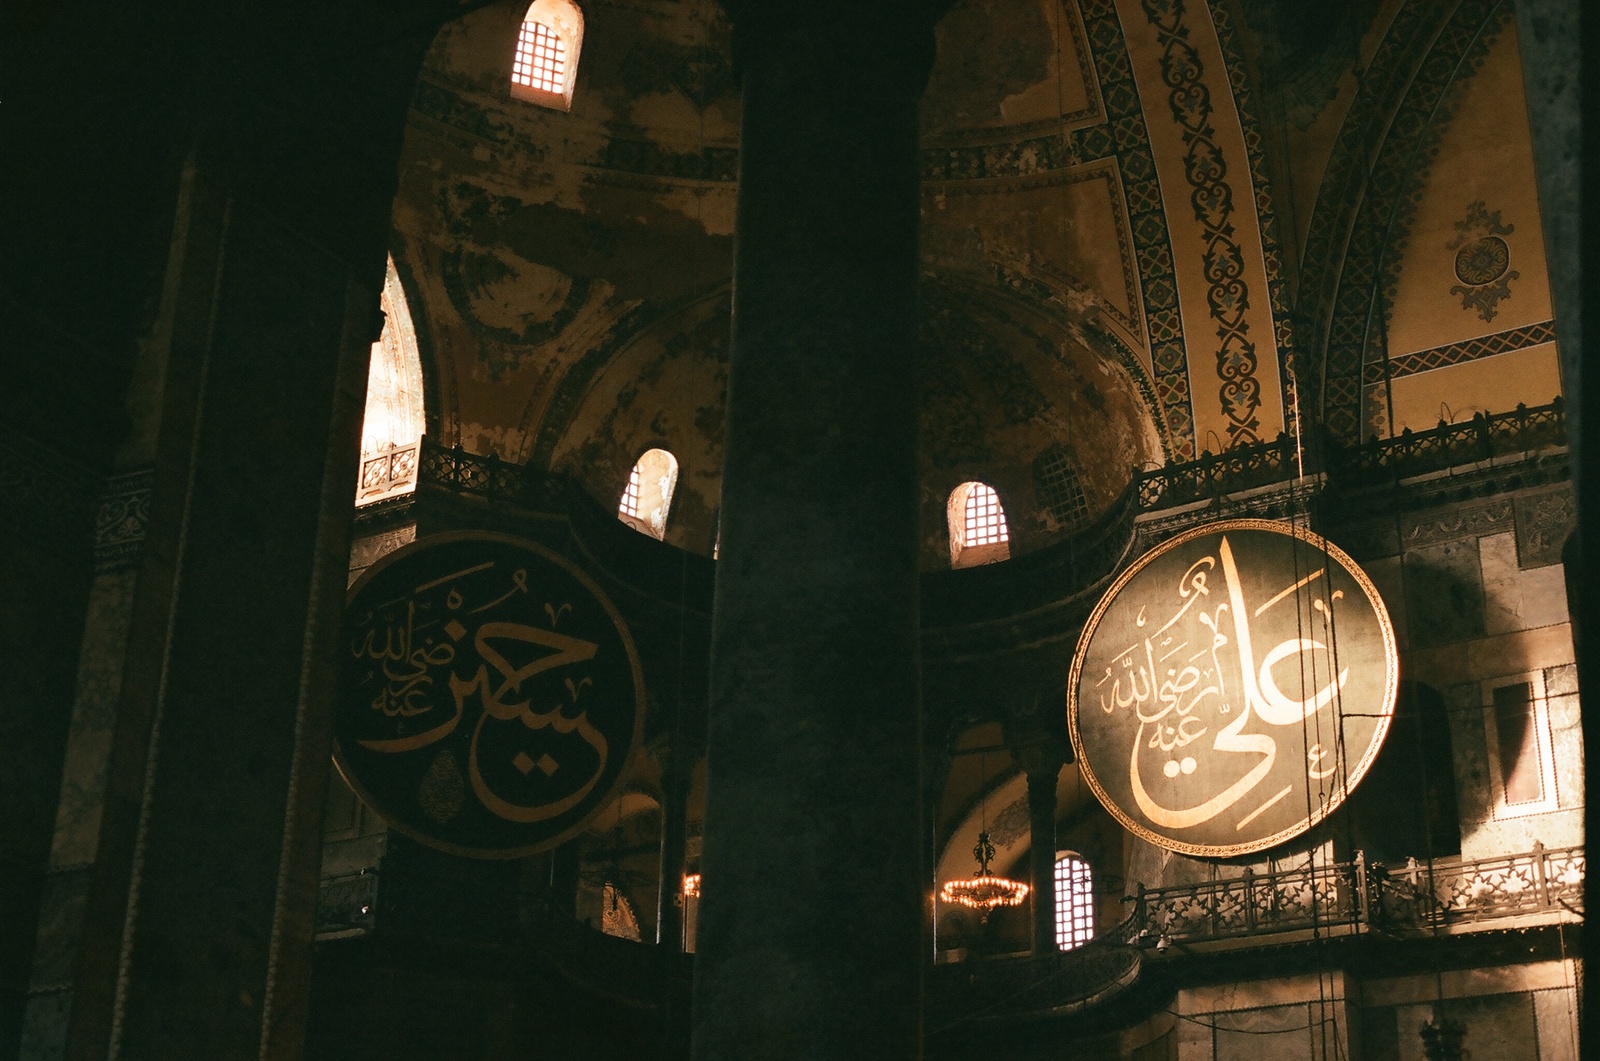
(1400, 498, 1513, 549)
(93, 469, 154, 574)
(1447, 200, 1520, 321)
(1513, 486, 1575, 569)
(1368, 318, 1555, 386)
(1139, 0, 1268, 446)
(1319, 0, 1512, 442)
(1298, 0, 1448, 412)
(1208, 0, 1300, 428)
(1080, 0, 1194, 457)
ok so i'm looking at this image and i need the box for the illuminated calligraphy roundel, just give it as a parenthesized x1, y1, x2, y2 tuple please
(336, 532, 646, 858)
(1068, 519, 1398, 858)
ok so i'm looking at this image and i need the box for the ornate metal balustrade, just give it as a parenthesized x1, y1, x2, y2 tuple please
(1132, 399, 1566, 512)
(1132, 843, 1583, 948)
(416, 442, 571, 510)
(357, 442, 420, 505)
(1328, 399, 1567, 481)
(1370, 843, 1585, 927)
(1135, 433, 1302, 509)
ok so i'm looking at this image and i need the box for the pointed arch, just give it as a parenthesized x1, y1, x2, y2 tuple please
(357, 257, 425, 506)
(510, 0, 585, 111)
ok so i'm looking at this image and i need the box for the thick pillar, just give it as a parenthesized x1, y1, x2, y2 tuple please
(694, 5, 937, 1059)
(655, 745, 695, 950)
(60, 180, 380, 1061)
(1026, 765, 1061, 955)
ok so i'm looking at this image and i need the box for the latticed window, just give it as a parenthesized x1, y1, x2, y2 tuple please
(512, 21, 566, 94)
(618, 448, 679, 540)
(1054, 853, 1094, 950)
(963, 483, 1008, 546)
(509, 1, 584, 111)
(948, 481, 1011, 568)
(619, 463, 643, 520)
(1032, 445, 1089, 531)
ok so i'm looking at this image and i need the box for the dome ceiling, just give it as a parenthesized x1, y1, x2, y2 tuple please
(386, 0, 1560, 559)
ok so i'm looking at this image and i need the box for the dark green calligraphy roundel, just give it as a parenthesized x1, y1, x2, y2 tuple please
(337, 532, 646, 858)
(1068, 519, 1398, 858)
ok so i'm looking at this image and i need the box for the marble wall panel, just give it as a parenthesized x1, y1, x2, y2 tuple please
(1402, 539, 1486, 648)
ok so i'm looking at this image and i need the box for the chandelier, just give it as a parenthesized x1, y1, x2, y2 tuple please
(940, 830, 1029, 911)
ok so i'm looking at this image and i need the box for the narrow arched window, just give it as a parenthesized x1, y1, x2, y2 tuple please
(357, 256, 425, 506)
(619, 448, 679, 540)
(948, 481, 1011, 568)
(1054, 852, 1094, 950)
(510, 0, 584, 111)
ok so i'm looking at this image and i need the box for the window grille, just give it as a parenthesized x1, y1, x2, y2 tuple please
(963, 483, 1009, 547)
(619, 463, 644, 520)
(617, 449, 678, 539)
(512, 20, 567, 94)
(1033, 445, 1089, 530)
(1054, 854, 1094, 950)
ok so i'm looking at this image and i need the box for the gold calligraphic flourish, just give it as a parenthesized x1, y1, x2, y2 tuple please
(1067, 519, 1398, 859)
(334, 531, 647, 859)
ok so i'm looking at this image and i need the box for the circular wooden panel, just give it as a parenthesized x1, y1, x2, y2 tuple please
(1069, 519, 1398, 858)
(337, 532, 645, 858)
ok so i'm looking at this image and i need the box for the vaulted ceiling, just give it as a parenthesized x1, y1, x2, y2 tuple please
(388, 0, 1562, 567)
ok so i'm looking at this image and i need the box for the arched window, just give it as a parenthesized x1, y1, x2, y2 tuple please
(618, 448, 679, 540)
(510, 0, 584, 111)
(948, 481, 1011, 568)
(357, 257, 425, 506)
(1054, 852, 1094, 950)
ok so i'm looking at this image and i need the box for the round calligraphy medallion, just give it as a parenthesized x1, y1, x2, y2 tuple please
(336, 532, 646, 858)
(1068, 519, 1397, 858)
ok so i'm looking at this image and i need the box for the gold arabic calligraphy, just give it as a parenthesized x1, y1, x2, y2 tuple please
(349, 561, 611, 825)
(1094, 535, 1348, 833)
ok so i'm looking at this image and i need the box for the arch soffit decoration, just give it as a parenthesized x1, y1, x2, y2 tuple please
(1304, 0, 1516, 442)
(386, 238, 450, 447)
(400, 0, 1307, 472)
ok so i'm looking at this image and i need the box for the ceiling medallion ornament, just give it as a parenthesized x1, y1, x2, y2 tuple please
(337, 531, 646, 858)
(1068, 519, 1398, 858)
(939, 831, 1030, 912)
(1448, 200, 1519, 322)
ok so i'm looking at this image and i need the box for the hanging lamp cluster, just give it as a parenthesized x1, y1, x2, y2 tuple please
(939, 830, 1029, 911)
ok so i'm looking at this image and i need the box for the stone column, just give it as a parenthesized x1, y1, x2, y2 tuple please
(1025, 764, 1062, 954)
(693, 5, 937, 1059)
(60, 180, 383, 1061)
(654, 745, 695, 950)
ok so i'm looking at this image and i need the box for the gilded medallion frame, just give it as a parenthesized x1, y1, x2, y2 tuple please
(335, 530, 648, 859)
(1067, 518, 1399, 858)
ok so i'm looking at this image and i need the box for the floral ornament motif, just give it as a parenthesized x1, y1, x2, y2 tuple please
(1447, 200, 1519, 321)
(1143, 0, 1263, 447)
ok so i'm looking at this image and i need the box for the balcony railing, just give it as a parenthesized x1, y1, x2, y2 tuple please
(1136, 432, 1303, 510)
(1132, 843, 1583, 948)
(356, 443, 420, 505)
(1329, 399, 1567, 481)
(1133, 399, 1567, 512)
